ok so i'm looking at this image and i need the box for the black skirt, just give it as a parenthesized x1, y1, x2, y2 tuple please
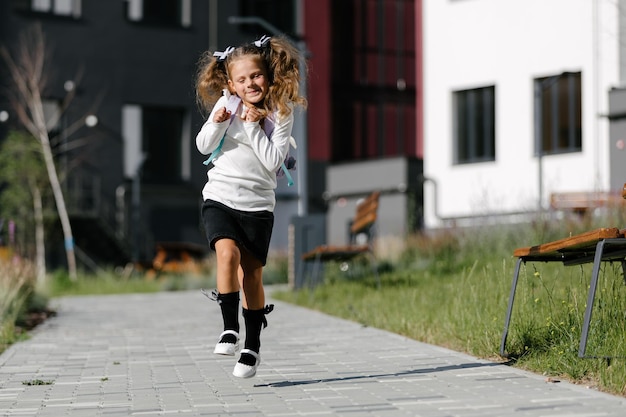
(201, 199, 274, 266)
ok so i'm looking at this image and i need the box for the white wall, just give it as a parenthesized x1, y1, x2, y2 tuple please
(422, 0, 620, 227)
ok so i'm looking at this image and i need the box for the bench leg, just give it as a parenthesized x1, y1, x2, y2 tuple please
(500, 257, 523, 357)
(301, 260, 312, 289)
(311, 252, 323, 288)
(579, 240, 607, 358)
(367, 251, 381, 289)
(300, 257, 320, 289)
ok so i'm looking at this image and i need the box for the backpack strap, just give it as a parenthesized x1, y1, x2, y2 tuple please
(203, 94, 241, 166)
(282, 162, 294, 187)
(202, 135, 225, 166)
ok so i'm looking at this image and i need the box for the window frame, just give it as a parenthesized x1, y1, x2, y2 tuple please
(122, 104, 189, 184)
(453, 85, 496, 165)
(331, 0, 417, 162)
(534, 72, 582, 156)
(126, 0, 192, 28)
(26, 0, 82, 18)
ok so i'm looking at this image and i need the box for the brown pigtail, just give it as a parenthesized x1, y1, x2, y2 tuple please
(195, 50, 230, 115)
(265, 36, 307, 118)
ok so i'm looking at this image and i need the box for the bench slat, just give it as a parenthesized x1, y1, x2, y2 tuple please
(301, 244, 370, 261)
(550, 192, 626, 210)
(513, 227, 623, 258)
(350, 211, 377, 235)
(350, 193, 380, 234)
(354, 200, 378, 220)
(355, 193, 379, 215)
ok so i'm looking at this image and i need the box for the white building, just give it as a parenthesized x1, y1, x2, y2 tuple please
(422, 0, 624, 228)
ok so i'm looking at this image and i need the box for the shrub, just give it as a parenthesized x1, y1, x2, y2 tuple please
(0, 255, 37, 351)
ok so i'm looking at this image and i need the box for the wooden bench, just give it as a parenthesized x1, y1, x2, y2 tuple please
(550, 191, 626, 216)
(301, 191, 381, 287)
(500, 183, 626, 358)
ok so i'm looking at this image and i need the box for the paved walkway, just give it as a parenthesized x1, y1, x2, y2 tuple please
(0, 289, 625, 417)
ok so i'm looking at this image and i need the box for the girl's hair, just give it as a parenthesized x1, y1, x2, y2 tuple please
(195, 36, 307, 118)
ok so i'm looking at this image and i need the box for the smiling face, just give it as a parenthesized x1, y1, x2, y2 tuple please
(227, 55, 269, 108)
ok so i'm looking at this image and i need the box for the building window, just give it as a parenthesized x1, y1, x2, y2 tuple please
(122, 105, 187, 184)
(534, 72, 582, 155)
(29, 0, 81, 18)
(331, 0, 416, 162)
(126, 0, 191, 28)
(453, 85, 496, 164)
(238, 0, 296, 36)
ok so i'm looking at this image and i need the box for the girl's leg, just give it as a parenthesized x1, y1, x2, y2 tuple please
(233, 248, 268, 378)
(215, 238, 241, 294)
(213, 239, 241, 355)
(239, 250, 264, 310)
(240, 248, 265, 354)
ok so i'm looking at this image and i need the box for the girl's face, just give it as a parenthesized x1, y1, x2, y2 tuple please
(227, 56, 269, 108)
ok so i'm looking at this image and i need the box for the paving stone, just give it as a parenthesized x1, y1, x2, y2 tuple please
(0, 290, 625, 416)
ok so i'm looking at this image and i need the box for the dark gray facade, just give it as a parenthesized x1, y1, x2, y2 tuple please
(0, 1, 271, 266)
(1, 1, 425, 276)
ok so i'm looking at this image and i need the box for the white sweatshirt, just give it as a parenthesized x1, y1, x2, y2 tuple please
(196, 93, 293, 212)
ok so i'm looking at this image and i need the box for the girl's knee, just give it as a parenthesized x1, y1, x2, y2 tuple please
(215, 240, 241, 267)
(243, 272, 263, 286)
(241, 264, 264, 289)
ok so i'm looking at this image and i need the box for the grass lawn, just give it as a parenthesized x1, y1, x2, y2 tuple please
(274, 218, 626, 397)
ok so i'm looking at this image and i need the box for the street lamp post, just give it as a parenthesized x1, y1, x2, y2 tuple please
(227, 16, 309, 216)
(535, 81, 544, 212)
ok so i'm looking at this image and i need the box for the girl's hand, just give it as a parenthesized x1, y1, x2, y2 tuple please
(242, 106, 264, 123)
(213, 107, 231, 123)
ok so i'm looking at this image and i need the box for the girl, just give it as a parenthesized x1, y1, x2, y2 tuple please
(195, 35, 306, 378)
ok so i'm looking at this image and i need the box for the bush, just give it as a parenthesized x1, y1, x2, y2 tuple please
(0, 256, 37, 351)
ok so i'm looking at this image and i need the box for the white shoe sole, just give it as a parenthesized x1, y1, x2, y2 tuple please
(214, 330, 239, 356)
(232, 349, 260, 378)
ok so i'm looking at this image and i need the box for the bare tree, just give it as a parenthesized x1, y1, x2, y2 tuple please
(0, 24, 78, 280)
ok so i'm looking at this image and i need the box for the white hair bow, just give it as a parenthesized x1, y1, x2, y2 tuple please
(213, 46, 234, 61)
(253, 35, 271, 48)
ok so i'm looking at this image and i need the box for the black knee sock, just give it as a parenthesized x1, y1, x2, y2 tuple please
(239, 305, 274, 365)
(217, 292, 239, 342)
(242, 308, 265, 353)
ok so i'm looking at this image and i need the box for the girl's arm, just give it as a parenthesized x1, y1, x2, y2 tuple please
(244, 111, 294, 172)
(195, 96, 230, 155)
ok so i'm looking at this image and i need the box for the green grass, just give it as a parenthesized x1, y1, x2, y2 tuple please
(44, 269, 163, 297)
(274, 217, 626, 397)
(4, 217, 626, 396)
